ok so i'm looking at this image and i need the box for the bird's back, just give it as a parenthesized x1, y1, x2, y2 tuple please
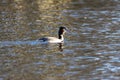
(39, 37, 63, 43)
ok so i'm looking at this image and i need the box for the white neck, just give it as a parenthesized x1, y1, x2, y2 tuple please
(60, 35, 64, 41)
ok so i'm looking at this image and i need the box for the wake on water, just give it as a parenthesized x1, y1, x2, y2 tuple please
(0, 40, 48, 47)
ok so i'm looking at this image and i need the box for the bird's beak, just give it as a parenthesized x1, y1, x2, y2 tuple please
(65, 28, 70, 33)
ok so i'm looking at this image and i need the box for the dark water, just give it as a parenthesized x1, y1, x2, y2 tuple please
(0, 0, 120, 80)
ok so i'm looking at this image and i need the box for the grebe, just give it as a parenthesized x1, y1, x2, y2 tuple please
(39, 27, 67, 43)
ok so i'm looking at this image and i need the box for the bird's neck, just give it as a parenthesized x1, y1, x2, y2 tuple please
(58, 34, 64, 41)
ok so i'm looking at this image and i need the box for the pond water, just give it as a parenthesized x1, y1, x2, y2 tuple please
(0, 0, 120, 80)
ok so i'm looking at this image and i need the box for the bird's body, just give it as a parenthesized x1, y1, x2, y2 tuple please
(39, 37, 63, 43)
(39, 27, 67, 43)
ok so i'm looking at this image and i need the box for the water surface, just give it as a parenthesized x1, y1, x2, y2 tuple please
(0, 0, 120, 80)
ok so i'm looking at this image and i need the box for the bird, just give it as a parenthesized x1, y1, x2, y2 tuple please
(39, 26, 68, 43)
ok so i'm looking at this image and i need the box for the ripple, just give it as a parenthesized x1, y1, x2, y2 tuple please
(33, 62, 45, 65)
(73, 56, 100, 62)
(105, 36, 120, 38)
(97, 51, 120, 55)
(69, 65, 88, 70)
(103, 63, 120, 72)
(0, 40, 48, 47)
(109, 56, 120, 63)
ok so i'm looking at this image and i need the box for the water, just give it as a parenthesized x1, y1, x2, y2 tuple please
(0, 0, 120, 80)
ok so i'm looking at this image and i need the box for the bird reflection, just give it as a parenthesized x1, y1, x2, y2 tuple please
(58, 43, 63, 52)
(38, 42, 64, 52)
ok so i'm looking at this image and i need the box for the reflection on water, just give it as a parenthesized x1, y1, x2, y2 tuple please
(58, 43, 63, 52)
(0, 0, 120, 80)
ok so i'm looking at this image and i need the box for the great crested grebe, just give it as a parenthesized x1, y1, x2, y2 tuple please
(39, 26, 67, 43)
